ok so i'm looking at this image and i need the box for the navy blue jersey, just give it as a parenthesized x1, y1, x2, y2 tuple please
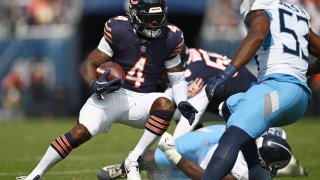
(103, 16, 184, 93)
(185, 48, 257, 113)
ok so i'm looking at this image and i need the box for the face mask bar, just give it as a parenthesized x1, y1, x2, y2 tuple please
(129, 8, 167, 38)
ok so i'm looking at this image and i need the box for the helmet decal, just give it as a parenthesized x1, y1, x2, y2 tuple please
(149, 7, 163, 13)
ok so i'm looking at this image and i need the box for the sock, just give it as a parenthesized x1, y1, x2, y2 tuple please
(202, 126, 252, 180)
(249, 164, 272, 180)
(241, 139, 261, 169)
(27, 132, 78, 178)
(27, 146, 62, 178)
(129, 110, 173, 160)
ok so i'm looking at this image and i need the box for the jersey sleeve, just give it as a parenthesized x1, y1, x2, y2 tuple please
(240, 0, 273, 19)
(166, 24, 185, 61)
(103, 18, 114, 48)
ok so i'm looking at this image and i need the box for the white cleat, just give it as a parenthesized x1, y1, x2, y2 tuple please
(123, 157, 141, 180)
(16, 176, 26, 180)
(16, 174, 40, 180)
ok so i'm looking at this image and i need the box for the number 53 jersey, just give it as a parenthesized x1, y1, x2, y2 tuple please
(240, 0, 310, 82)
(98, 15, 184, 93)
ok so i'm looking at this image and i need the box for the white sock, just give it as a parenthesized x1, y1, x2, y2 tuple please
(129, 130, 158, 160)
(27, 146, 63, 178)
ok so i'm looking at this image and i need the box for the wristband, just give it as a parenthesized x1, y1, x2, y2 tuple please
(164, 148, 182, 165)
(224, 64, 238, 78)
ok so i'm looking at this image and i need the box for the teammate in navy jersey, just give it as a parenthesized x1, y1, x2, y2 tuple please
(164, 47, 257, 138)
(18, 0, 197, 180)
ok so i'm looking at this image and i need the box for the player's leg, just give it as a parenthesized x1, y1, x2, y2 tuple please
(203, 79, 309, 180)
(203, 83, 274, 180)
(122, 92, 175, 179)
(173, 87, 209, 138)
(130, 93, 175, 159)
(25, 123, 90, 179)
(24, 92, 126, 179)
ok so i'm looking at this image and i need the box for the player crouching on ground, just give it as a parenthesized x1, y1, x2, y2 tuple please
(97, 125, 307, 180)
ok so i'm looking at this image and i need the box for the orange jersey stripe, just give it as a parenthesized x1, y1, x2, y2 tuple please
(146, 123, 165, 135)
(149, 119, 169, 129)
(104, 30, 112, 40)
(104, 35, 113, 44)
(62, 135, 73, 150)
(57, 137, 71, 154)
(170, 38, 185, 58)
(52, 141, 67, 158)
(151, 115, 171, 125)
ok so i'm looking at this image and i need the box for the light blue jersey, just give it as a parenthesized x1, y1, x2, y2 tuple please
(225, 0, 312, 138)
(153, 125, 225, 179)
(241, 0, 310, 82)
(152, 125, 248, 180)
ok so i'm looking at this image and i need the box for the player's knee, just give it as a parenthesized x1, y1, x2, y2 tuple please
(70, 123, 91, 146)
(150, 97, 175, 114)
(221, 126, 252, 146)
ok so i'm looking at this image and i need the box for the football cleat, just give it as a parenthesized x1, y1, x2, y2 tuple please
(97, 164, 126, 180)
(122, 156, 141, 180)
(16, 175, 40, 180)
(16, 176, 26, 180)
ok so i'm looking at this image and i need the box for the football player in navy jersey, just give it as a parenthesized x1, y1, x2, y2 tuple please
(18, 0, 197, 180)
(164, 47, 257, 138)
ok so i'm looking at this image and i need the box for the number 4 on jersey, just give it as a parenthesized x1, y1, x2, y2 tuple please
(126, 57, 147, 88)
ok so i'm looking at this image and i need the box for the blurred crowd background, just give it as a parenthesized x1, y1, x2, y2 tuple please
(0, 0, 320, 120)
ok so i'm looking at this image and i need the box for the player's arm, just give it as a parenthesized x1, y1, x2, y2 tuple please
(158, 132, 235, 180)
(81, 48, 112, 86)
(166, 60, 198, 125)
(81, 18, 121, 94)
(307, 30, 320, 76)
(205, 10, 270, 100)
(177, 158, 235, 180)
(231, 10, 270, 69)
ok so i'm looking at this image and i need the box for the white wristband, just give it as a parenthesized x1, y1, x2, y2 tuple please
(165, 148, 182, 165)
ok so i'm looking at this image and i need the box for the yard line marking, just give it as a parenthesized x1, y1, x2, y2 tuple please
(0, 169, 97, 176)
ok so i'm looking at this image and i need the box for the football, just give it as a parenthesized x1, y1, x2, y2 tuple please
(96, 61, 126, 83)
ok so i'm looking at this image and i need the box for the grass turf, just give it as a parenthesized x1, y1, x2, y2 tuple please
(0, 117, 319, 180)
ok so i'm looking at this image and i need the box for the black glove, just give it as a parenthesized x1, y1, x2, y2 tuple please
(92, 69, 122, 95)
(205, 73, 231, 101)
(205, 64, 238, 101)
(178, 101, 198, 125)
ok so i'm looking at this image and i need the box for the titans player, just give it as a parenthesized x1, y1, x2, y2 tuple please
(165, 47, 257, 138)
(97, 126, 306, 180)
(17, 0, 197, 180)
(204, 0, 320, 179)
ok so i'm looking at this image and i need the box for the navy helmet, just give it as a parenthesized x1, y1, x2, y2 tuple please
(129, 0, 168, 38)
(258, 134, 292, 170)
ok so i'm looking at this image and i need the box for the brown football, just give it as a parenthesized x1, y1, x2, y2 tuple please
(96, 61, 126, 83)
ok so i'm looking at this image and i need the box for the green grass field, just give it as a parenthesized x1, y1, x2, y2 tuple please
(1, 117, 320, 180)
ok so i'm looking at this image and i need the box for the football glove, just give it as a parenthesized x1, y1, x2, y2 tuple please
(178, 101, 198, 125)
(158, 132, 175, 152)
(158, 132, 182, 165)
(92, 69, 122, 95)
(205, 64, 238, 100)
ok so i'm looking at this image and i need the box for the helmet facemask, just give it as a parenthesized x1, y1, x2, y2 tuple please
(129, 3, 167, 38)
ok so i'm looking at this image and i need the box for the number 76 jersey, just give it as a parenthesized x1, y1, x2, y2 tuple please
(240, 0, 310, 82)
